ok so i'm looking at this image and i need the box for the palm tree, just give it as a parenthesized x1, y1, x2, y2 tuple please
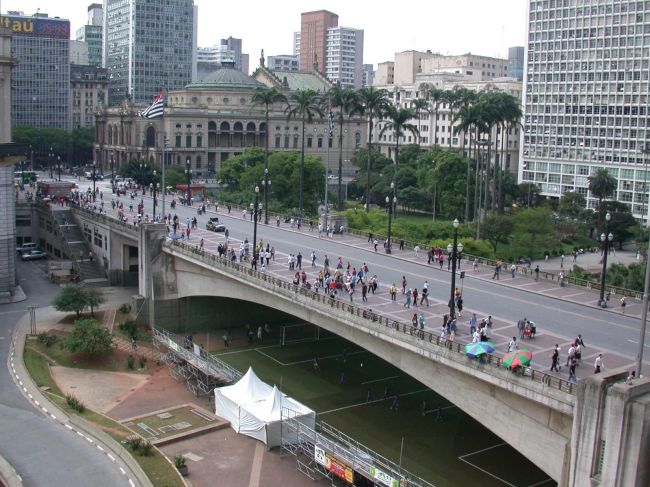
(442, 88, 460, 149)
(252, 86, 287, 223)
(358, 86, 390, 212)
(379, 105, 419, 216)
(588, 168, 618, 231)
(427, 86, 444, 146)
(411, 97, 429, 149)
(285, 89, 323, 215)
(328, 85, 362, 210)
(454, 102, 483, 222)
(497, 95, 522, 212)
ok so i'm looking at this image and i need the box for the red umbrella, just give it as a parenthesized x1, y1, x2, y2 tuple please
(502, 349, 533, 368)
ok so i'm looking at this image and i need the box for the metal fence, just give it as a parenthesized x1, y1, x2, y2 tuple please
(166, 240, 577, 398)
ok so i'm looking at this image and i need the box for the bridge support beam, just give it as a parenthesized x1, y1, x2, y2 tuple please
(138, 223, 167, 327)
(569, 369, 650, 487)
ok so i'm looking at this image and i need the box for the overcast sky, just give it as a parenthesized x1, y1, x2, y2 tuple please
(1, 0, 527, 70)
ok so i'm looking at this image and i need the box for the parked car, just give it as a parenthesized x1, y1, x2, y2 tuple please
(21, 250, 47, 261)
(16, 242, 38, 255)
(206, 217, 226, 232)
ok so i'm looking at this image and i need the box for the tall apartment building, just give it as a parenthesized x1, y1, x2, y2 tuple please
(196, 37, 249, 75)
(298, 10, 364, 88)
(70, 64, 108, 129)
(267, 54, 299, 72)
(2, 12, 70, 129)
(324, 27, 364, 88)
(70, 40, 89, 65)
(508, 46, 524, 81)
(75, 3, 103, 67)
(362, 64, 374, 86)
(299, 10, 338, 74)
(293, 32, 301, 63)
(103, 0, 195, 106)
(520, 0, 650, 222)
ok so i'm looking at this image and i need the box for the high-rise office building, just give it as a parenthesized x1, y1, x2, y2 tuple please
(1, 12, 70, 129)
(299, 10, 338, 74)
(520, 0, 650, 222)
(508, 46, 524, 81)
(267, 54, 299, 72)
(362, 64, 374, 87)
(76, 3, 103, 67)
(196, 37, 249, 76)
(325, 27, 364, 88)
(103, 0, 195, 106)
(70, 64, 108, 129)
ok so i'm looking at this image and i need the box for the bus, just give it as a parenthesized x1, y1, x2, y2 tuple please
(14, 171, 37, 184)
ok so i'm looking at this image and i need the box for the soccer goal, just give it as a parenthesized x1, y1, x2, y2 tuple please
(281, 323, 329, 347)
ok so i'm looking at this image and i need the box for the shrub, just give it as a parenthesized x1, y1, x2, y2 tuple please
(65, 394, 86, 413)
(37, 332, 57, 347)
(125, 435, 143, 452)
(138, 355, 147, 369)
(118, 320, 138, 339)
(118, 303, 132, 314)
(174, 454, 186, 469)
(127, 355, 135, 370)
(139, 441, 153, 456)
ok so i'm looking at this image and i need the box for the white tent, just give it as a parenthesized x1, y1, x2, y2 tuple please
(214, 367, 315, 448)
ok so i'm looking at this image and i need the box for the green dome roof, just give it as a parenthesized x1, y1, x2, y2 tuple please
(188, 62, 263, 90)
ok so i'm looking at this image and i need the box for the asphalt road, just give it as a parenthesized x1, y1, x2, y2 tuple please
(0, 259, 128, 486)
(80, 178, 650, 367)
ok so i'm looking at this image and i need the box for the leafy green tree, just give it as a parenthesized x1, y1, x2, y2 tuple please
(603, 201, 637, 249)
(513, 208, 556, 256)
(558, 192, 587, 220)
(85, 286, 105, 317)
(517, 182, 541, 208)
(120, 158, 159, 186)
(285, 89, 323, 215)
(358, 86, 390, 211)
(164, 164, 187, 190)
(483, 213, 514, 255)
(53, 284, 89, 318)
(65, 318, 113, 356)
(588, 168, 617, 231)
(69, 128, 94, 164)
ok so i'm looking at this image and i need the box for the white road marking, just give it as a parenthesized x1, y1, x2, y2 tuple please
(361, 375, 399, 385)
(627, 339, 650, 348)
(119, 467, 126, 475)
(107, 454, 115, 462)
(65, 424, 73, 430)
(97, 445, 104, 452)
(318, 388, 429, 415)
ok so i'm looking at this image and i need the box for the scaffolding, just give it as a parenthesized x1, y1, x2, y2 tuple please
(153, 326, 243, 397)
(280, 407, 436, 487)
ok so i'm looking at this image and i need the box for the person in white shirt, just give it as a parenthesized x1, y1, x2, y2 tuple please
(508, 337, 518, 353)
(594, 354, 604, 374)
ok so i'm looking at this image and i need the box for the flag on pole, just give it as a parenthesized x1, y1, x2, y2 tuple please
(327, 97, 334, 137)
(139, 90, 164, 119)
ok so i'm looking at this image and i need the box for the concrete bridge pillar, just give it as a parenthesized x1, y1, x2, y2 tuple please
(138, 223, 166, 326)
(569, 369, 650, 487)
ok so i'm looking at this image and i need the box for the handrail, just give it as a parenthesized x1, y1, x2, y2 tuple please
(71, 203, 139, 236)
(165, 240, 577, 401)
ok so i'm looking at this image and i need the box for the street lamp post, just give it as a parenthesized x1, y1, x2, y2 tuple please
(447, 219, 464, 318)
(151, 170, 158, 220)
(598, 212, 612, 308)
(185, 158, 192, 205)
(111, 152, 115, 191)
(92, 161, 97, 202)
(48, 146, 54, 179)
(57, 155, 61, 181)
(252, 186, 260, 262)
(385, 189, 396, 254)
(264, 167, 269, 224)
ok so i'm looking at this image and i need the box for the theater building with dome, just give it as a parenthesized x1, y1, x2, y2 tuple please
(93, 57, 366, 178)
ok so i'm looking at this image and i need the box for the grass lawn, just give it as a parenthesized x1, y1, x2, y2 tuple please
(27, 336, 149, 374)
(23, 346, 183, 487)
(212, 333, 555, 487)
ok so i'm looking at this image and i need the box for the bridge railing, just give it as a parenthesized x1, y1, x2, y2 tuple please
(71, 203, 139, 236)
(165, 240, 577, 399)
(152, 325, 243, 383)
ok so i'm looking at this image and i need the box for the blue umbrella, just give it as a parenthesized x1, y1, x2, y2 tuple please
(167, 233, 182, 241)
(465, 341, 496, 358)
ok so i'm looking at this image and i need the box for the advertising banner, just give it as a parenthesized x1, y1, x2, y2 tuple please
(313, 445, 354, 483)
(370, 466, 400, 487)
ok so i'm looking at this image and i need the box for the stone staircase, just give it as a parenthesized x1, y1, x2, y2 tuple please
(52, 209, 109, 285)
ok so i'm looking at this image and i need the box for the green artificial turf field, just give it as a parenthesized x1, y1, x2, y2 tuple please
(212, 328, 555, 487)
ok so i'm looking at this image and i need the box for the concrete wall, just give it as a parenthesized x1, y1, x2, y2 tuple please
(569, 370, 650, 487)
(157, 243, 575, 483)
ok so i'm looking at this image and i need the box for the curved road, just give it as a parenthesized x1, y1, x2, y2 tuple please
(81, 179, 650, 375)
(0, 260, 130, 486)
